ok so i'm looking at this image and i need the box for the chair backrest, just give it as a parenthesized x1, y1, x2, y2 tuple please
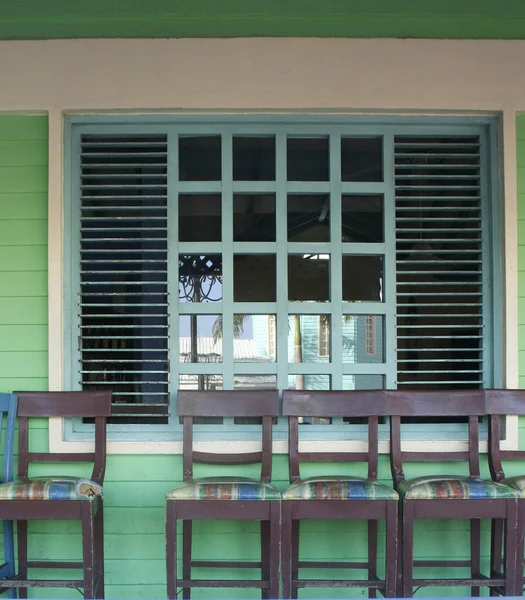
(0, 394, 18, 484)
(283, 390, 388, 482)
(177, 390, 279, 482)
(178, 390, 279, 482)
(388, 389, 486, 486)
(15, 391, 112, 485)
(486, 388, 525, 482)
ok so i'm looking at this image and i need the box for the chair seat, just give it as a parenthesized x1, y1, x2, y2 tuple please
(399, 475, 518, 500)
(501, 475, 525, 497)
(167, 476, 281, 500)
(0, 477, 103, 500)
(283, 476, 398, 500)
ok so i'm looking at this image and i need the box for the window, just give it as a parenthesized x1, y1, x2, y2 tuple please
(65, 116, 499, 439)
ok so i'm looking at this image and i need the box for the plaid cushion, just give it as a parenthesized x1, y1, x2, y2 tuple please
(399, 476, 518, 500)
(501, 475, 525, 498)
(0, 477, 103, 500)
(283, 476, 398, 500)
(167, 476, 281, 500)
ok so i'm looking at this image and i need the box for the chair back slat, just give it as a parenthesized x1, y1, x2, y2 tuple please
(15, 391, 111, 484)
(284, 390, 384, 483)
(0, 394, 18, 484)
(178, 390, 279, 483)
(388, 390, 484, 485)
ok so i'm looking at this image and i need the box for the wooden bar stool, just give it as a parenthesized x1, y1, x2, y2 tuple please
(389, 389, 518, 598)
(166, 390, 280, 600)
(281, 390, 399, 599)
(0, 391, 111, 599)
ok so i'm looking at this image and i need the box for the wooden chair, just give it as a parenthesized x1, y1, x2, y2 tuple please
(487, 388, 525, 596)
(0, 394, 18, 599)
(281, 390, 399, 599)
(165, 390, 280, 600)
(0, 391, 111, 599)
(390, 389, 518, 598)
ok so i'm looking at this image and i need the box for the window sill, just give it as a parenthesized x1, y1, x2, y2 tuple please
(49, 416, 520, 455)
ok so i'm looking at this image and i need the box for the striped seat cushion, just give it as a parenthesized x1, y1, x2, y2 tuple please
(399, 476, 518, 500)
(167, 477, 281, 500)
(283, 476, 398, 501)
(500, 475, 525, 498)
(0, 477, 103, 501)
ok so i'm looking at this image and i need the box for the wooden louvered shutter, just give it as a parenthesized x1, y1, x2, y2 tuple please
(395, 135, 484, 390)
(79, 134, 169, 422)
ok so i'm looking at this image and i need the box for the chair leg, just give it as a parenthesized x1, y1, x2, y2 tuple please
(182, 520, 192, 600)
(402, 501, 414, 598)
(269, 501, 280, 600)
(385, 501, 398, 599)
(504, 499, 519, 597)
(291, 518, 300, 599)
(3, 520, 16, 599)
(261, 520, 270, 599)
(470, 518, 481, 597)
(515, 500, 525, 596)
(490, 518, 504, 596)
(166, 501, 178, 600)
(16, 520, 27, 600)
(93, 502, 105, 599)
(368, 519, 378, 598)
(81, 502, 96, 599)
(281, 502, 292, 600)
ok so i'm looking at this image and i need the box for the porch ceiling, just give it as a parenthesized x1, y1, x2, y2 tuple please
(2, 0, 525, 41)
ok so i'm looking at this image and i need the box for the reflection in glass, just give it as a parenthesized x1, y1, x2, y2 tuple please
(234, 255, 276, 302)
(287, 195, 330, 242)
(343, 374, 384, 390)
(342, 315, 384, 363)
(288, 374, 331, 391)
(288, 315, 330, 363)
(233, 137, 276, 181)
(234, 315, 277, 362)
(341, 137, 383, 182)
(179, 315, 222, 363)
(342, 195, 384, 243)
(179, 194, 221, 242)
(234, 374, 277, 390)
(233, 194, 275, 242)
(179, 136, 221, 181)
(287, 137, 329, 181)
(342, 255, 383, 302)
(179, 255, 222, 303)
(288, 254, 330, 302)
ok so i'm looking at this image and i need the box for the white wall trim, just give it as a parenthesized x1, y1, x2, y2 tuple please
(4, 37, 514, 454)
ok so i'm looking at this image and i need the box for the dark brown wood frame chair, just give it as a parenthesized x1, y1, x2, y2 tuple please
(281, 390, 398, 599)
(166, 390, 280, 600)
(487, 388, 525, 596)
(0, 391, 111, 599)
(390, 389, 518, 598)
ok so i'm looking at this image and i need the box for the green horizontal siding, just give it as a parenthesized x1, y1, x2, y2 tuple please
(2, 0, 525, 40)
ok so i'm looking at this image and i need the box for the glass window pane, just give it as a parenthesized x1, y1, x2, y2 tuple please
(179, 136, 221, 181)
(343, 374, 385, 390)
(179, 194, 221, 242)
(342, 255, 383, 302)
(288, 374, 331, 391)
(233, 137, 275, 181)
(341, 137, 383, 182)
(179, 315, 222, 363)
(233, 194, 275, 242)
(342, 315, 384, 363)
(179, 254, 223, 303)
(288, 194, 330, 242)
(234, 314, 277, 362)
(234, 255, 276, 302)
(288, 254, 330, 302)
(179, 374, 223, 392)
(342, 195, 383, 243)
(287, 137, 329, 181)
(288, 315, 330, 362)
(234, 374, 277, 390)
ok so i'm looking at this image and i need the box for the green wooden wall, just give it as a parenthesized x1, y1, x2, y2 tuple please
(3, 0, 525, 41)
(1, 113, 525, 597)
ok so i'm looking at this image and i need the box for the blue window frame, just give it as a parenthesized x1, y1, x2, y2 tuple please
(63, 115, 500, 442)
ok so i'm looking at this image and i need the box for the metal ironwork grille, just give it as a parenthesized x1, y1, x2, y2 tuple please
(395, 136, 483, 389)
(79, 134, 169, 421)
